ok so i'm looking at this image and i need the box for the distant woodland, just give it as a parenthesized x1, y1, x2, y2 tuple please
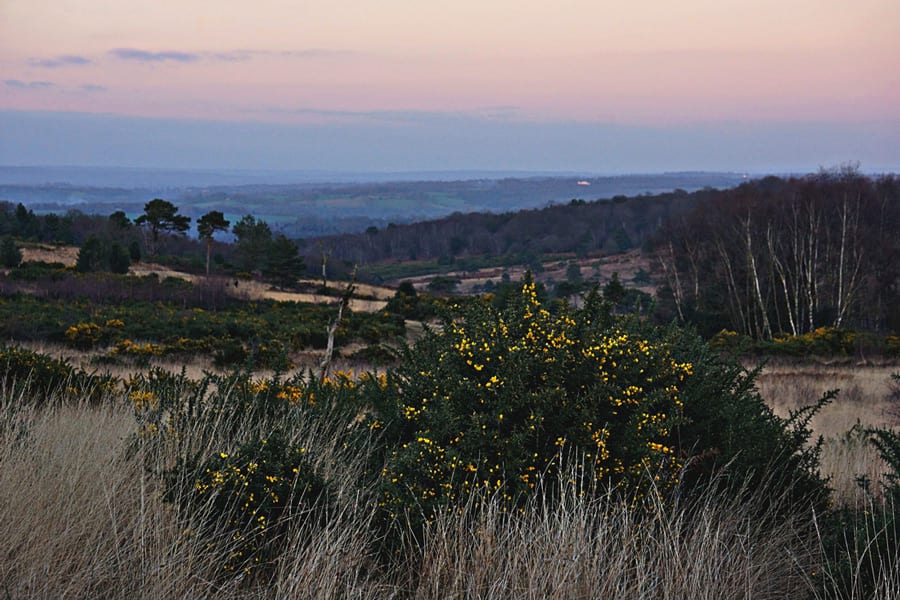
(307, 189, 702, 264)
(2, 172, 744, 238)
(2, 169, 897, 342)
(306, 170, 899, 337)
(652, 170, 900, 337)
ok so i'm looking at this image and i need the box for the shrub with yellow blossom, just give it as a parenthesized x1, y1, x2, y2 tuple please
(139, 367, 377, 576)
(374, 278, 693, 523)
(0, 344, 117, 403)
(370, 277, 831, 528)
(170, 433, 332, 576)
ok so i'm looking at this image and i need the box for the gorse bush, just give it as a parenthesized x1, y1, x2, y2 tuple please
(0, 344, 116, 403)
(372, 279, 691, 524)
(172, 432, 333, 576)
(363, 278, 830, 531)
(130, 367, 381, 575)
(662, 324, 832, 515)
(711, 327, 900, 359)
(64, 318, 125, 350)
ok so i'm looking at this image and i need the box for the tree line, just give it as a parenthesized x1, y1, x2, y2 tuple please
(0, 199, 307, 290)
(651, 168, 900, 338)
(300, 188, 715, 267)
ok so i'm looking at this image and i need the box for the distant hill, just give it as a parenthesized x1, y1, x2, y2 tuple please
(1, 168, 746, 238)
(300, 187, 721, 269)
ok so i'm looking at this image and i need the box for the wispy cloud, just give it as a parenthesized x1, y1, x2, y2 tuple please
(4, 79, 55, 89)
(109, 48, 200, 63)
(207, 48, 356, 61)
(278, 49, 355, 59)
(243, 105, 521, 124)
(106, 47, 353, 64)
(208, 50, 254, 62)
(4, 79, 106, 93)
(28, 54, 93, 68)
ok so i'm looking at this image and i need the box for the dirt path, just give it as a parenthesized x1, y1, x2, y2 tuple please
(128, 263, 389, 312)
(20, 244, 80, 266)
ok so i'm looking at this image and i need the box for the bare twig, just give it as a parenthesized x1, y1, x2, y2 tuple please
(320, 266, 357, 382)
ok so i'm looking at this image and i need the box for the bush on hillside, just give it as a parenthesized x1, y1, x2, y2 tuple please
(0, 345, 116, 403)
(365, 277, 830, 528)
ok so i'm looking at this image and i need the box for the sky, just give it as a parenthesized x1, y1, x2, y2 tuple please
(1, 0, 898, 174)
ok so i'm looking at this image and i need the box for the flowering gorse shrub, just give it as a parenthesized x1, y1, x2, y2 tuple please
(63, 318, 126, 349)
(0, 344, 116, 403)
(373, 280, 693, 523)
(63, 321, 102, 350)
(771, 326, 857, 356)
(711, 326, 899, 358)
(171, 433, 332, 575)
(131, 367, 381, 577)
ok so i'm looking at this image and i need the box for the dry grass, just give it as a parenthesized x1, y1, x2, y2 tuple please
(0, 396, 229, 598)
(128, 262, 390, 312)
(407, 479, 813, 600)
(758, 363, 898, 436)
(0, 380, 391, 599)
(757, 363, 900, 506)
(3, 364, 900, 598)
(19, 243, 80, 267)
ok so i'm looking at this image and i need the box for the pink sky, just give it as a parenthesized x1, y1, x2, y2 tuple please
(3, 0, 898, 124)
(1, 0, 898, 172)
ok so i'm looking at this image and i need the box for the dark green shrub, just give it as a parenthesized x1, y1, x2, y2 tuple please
(8, 261, 67, 281)
(75, 236, 132, 274)
(169, 432, 333, 575)
(660, 324, 832, 515)
(384, 284, 439, 321)
(107, 242, 131, 274)
(371, 280, 691, 525)
(0, 236, 21, 268)
(75, 236, 107, 273)
(246, 338, 293, 372)
(427, 276, 460, 295)
(129, 240, 142, 262)
(213, 339, 249, 368)
(0, 345, 116, 403)
(348, 343, 399, 366)
(367, 279, 830, 530)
